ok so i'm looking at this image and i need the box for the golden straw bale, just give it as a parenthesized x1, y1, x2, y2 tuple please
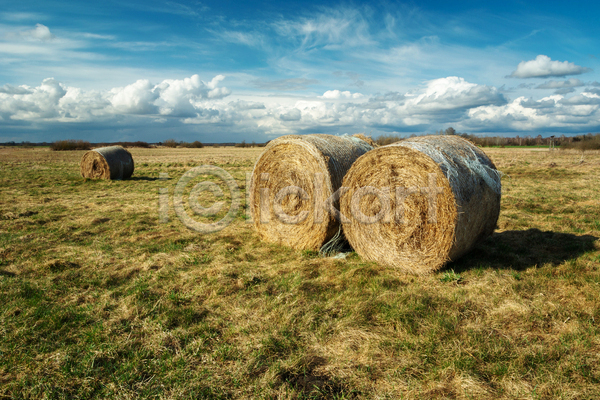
(340, 135, 501, 274)
(351, 133, 378, 148)
(80, 145, 134, 180)
(249, 134, 374, 250)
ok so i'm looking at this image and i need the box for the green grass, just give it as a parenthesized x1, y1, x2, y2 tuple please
(0, 147, 599, 398)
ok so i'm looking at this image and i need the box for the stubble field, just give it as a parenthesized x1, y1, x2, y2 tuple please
(0, 145, 599, 399)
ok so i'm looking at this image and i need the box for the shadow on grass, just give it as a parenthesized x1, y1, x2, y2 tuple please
(129, 176, 161, 181)
(449, 228, 598, 272)
(0, 269, 16, 277)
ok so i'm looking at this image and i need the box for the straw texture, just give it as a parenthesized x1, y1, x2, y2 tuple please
(340, 135, 501, 274)
(80, 146, 134, 180)
(249, 134, 374, 250)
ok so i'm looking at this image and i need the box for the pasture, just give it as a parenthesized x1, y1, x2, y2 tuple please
(0, 146, 599, 399)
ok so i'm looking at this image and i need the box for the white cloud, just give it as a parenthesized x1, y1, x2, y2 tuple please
(535, 78, 584, 89)
(0, 12, 46, 21)
(559, 94, 600, 106)
(81, 32, 116, 40)
(212, 30, 264, 47)
(0, 74, 232, 123)
(584, 88, 600, 96)
(273, 7, 374, 50)
(0, 78, 66, 120)
(228, 100, 266, 110)
(403, 77, 506, 114)
(0, 84, 32, 95)
(510, 55, 591, 79)
(278, 108, 302, 121)
(28, 24, 54, 41)
(321, 90, 364, 99)
(155, 74, 231, 116)
(8, 23, 55, 41)
(110, 79, 159, 115)
(0, 23, 111, 67)
(467, 93, 600, 131)
(1, 73, 599, 140)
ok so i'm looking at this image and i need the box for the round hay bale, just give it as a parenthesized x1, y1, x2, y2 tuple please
(352, 133, 378, 148)
(249, 134, 374, 250)
(80, 145, 134, 180)
(340, 135, 501, 274)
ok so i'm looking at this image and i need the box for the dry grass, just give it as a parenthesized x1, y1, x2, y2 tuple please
(0, 146, 599, 399)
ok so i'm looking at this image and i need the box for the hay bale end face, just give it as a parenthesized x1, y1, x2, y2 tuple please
(80, 146, 134, 180)
(340, 135, 501, 274)
(249, 134, 374, 250)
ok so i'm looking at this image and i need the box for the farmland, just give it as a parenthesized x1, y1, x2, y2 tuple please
(1, 146, 599, 399)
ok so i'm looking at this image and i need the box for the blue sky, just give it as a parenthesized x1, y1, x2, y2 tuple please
(1, 0, 599, 143)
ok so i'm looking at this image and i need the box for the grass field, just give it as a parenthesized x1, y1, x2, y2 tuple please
(1, 146, 599, 399)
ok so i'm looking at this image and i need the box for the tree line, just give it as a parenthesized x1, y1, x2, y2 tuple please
(375, 128, 600, 150)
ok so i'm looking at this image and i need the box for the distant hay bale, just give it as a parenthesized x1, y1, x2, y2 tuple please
(340, 135, 501, 274)
(351, 133, 378, 148)
(249, 134, 374, 250)
(80, 145, 134, 180)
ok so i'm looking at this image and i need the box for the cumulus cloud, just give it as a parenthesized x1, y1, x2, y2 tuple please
(0, 78, 66, 121)
(2, 73, 599, 140)
(559, 94, 600, 106)
(517, 83, 536, 89)
(110, 79, 159, 115)
(584, 88, 600, 96)
(58, 87, 110, 120)
(510, 55, 591, 79)
(182, 77, 511, 134)
(467, 93, 600, 131)
(534, 78, 586, 95)
(403, 77, 506, 115)
(535, 78, 584, 90)
(520, 97, 561, 109)
(555, 88, 576, 95)
(228, 100, 266, 110)
(370, 92, 406, 102)
(154, 74, 231, 117)
(0, 74, 232, 124)
(19, 23, 55, 41)
(0, 84, 32, 95)
(278, 108, 302, 121)
(321, 90, 363, 99)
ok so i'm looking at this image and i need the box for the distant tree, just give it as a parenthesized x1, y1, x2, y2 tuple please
(375, 134, 402, 145)
(445, 127, 456, 135)
(50, 139, 91, 151)
(180, 141, 204, 148)
(163, 139, 178, 148)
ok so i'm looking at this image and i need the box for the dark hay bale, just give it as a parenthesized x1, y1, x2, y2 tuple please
(80, 146, 134, 180)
